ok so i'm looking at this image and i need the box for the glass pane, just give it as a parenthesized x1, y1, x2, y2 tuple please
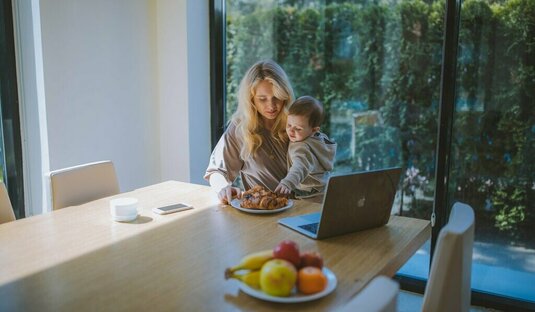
(0, 0, 24, 218)
(226, 0, 444, 280)
(449, 0, 535, 302)
(0, 100, 5, 184)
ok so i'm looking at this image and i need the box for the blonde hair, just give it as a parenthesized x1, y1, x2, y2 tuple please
(231, 59, 295, 159)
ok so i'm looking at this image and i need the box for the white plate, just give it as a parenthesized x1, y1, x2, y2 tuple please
(230, 198, 294, 214)
(239, 267, 337, 303)
(112, 214, 138, 222)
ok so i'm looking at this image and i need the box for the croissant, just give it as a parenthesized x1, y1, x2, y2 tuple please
(241, 185, 288, 210)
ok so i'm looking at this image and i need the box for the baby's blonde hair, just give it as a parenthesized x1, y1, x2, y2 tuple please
(231, 59, 294, 159)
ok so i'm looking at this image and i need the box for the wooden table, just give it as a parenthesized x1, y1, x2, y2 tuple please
(0, 181, 430, 311)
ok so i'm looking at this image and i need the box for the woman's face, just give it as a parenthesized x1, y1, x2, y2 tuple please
(253, 80, 284, 123)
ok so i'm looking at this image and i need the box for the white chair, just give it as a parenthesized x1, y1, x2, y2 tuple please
(0, 182, 16, 224)
(49, 160, 120, 210)
(339, 275, 400, 312)
(421, 202, 475, 312)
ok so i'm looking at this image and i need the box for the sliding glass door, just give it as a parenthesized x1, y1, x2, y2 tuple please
(449, 0, 535, 304)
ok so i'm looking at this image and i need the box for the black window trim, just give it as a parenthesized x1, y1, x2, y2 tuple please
(209, 0, 226, 150)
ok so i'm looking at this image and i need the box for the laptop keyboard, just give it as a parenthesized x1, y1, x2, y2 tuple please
(299, 223, 319, 234)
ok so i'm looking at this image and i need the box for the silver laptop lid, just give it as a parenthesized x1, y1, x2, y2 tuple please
(316, 167, 402, 239)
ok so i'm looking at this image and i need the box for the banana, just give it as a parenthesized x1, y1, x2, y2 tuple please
(225, 249, 273, 274)
(225, 270, 261, 289)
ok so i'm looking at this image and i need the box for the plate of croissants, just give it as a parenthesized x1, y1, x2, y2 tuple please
(230, 185, 293, 214)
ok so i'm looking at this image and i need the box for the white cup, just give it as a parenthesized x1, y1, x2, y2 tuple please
(110, 197, 139, 221)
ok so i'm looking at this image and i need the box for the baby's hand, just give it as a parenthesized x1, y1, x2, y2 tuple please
(275, 183, 291, 196)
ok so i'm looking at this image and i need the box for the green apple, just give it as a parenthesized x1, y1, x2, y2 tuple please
(259, 259, 297, 297)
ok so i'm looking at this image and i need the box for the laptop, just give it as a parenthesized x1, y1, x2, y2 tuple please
(278, 167, 402, 239)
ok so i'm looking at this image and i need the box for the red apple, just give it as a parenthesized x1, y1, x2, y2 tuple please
(299, 251, 323, 269)
(273, 240, 300, 268)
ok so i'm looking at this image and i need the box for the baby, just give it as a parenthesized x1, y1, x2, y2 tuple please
(275, 96, 337, 199)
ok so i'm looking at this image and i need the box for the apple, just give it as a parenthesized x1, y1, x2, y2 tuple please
(273, 240, 300, 268)
(299, 251, 323, 269)
(259, 259, 297, 297)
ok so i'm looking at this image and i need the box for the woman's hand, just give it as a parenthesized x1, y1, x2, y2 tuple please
(209, 173, 241, 204)
(274, 183, 292, 196)
(219, 185, 242, 205)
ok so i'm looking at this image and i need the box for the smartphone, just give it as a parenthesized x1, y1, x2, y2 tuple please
(152, 203, 193, 215)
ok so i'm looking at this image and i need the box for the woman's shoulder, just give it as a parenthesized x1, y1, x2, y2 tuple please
(224, 120, 240, 135)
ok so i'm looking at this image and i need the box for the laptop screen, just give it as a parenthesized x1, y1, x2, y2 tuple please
(278, 167, 402, 239)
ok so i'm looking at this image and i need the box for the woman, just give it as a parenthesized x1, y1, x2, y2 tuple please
(204, 59, 295, 204)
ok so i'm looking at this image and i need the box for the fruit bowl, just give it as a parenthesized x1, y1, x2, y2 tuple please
(238, 267, 337, 303)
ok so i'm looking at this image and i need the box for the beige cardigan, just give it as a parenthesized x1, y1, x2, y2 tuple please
(204, 122, 288, 191)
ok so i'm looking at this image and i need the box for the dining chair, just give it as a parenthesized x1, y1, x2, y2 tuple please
(421, 202, 475, 312)
(49, 160, 120, 210)
(339, 275, 399, 312)
(0, 182, 16, 224)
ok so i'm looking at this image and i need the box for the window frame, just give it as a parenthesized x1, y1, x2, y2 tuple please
(209, 0, 226, 150)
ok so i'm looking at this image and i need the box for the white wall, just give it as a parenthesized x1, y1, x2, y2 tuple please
(39, 0, 161, 196)
(16, 0, 210, 214)
(157, 0, 210, 185)
(185, 0, 211, 185)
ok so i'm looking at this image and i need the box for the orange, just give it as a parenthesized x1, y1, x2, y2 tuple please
(297, 266, 328, 294)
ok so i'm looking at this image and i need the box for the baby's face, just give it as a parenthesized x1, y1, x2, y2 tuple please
(286, 115, 317, 142)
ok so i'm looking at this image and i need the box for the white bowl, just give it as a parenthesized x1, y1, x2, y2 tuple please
(112, 213, 138, 222)
(110, 197, 139, 221)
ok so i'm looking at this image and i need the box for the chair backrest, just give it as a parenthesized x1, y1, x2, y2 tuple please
(0, 182, 16, 224)
(422, 202, 475, 312)
(49, 160, 120, 210)
(339, 275, 399, 312)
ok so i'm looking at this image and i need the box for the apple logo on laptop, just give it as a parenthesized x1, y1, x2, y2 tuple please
(357, 197, 366, 207)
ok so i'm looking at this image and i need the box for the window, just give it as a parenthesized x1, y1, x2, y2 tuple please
(450, 0, 535, 304)
(212, 0, 535, 309)
(0, 0, 24, 218)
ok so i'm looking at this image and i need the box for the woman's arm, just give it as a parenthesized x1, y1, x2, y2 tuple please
(209, 172, 230, 193)
(204, 123, 244, 203)
(208, 173, 242, 204)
